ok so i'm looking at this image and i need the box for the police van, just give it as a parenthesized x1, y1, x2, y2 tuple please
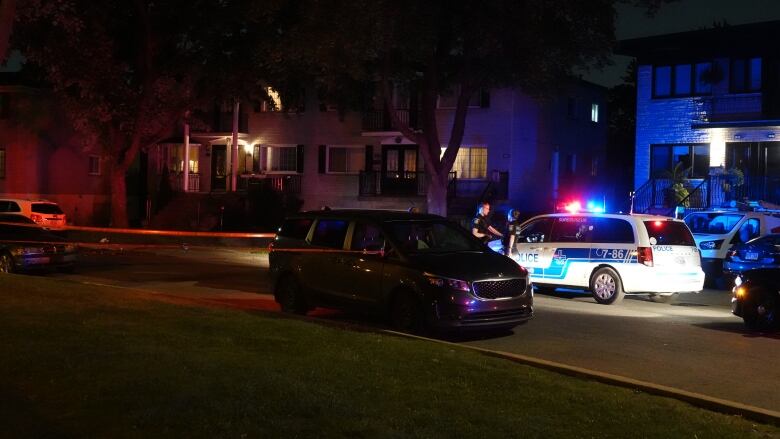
(510, 213, 705, 304)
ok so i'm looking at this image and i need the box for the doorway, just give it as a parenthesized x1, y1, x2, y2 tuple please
(381, 145, 418, 195)
(211, 145, 227, 191)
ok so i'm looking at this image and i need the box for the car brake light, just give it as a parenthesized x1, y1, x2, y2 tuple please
(637, 246, 654, 267)
(268, 241, 275, 251)
(30, 214, 43, 223)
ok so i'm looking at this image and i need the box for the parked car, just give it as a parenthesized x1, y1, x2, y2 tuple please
(512, 212, 704, 304)
(0, 220, 77, 273)
(0, 198, 67, 229)
(268, 210, 533, 332)
(684, 210, 780, 285)
(724, 233, 780, 274)
(732, 268, 779, 330)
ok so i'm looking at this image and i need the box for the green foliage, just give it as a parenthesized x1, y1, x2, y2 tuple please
(661, 162, 691, 207)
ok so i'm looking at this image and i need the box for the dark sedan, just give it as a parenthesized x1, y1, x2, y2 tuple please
(0, 216, 77, 273)
(724, 234, 780, 274)
(732, 268, 779, 330)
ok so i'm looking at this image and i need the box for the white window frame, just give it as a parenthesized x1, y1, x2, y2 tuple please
(264, 144, 298, 174)
(326, 145, 365, 175)
(88, 155, 101, 176)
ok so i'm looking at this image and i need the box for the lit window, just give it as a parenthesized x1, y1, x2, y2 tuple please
(442, 146, 487, 179)
(731, 57, 762, 93)
(0, 148, 5, 178)
(267, 146, 297, 172)
(327, 146, 364, 174)
(88, 155, 101, 175)
(591, 103, 599, 123)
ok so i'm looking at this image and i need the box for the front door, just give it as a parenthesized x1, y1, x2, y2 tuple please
(211, 145, 227, 191)
(382, 145, 418, 195)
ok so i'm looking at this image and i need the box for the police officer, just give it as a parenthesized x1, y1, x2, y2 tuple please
(471, 201, 503, 243)
(504, 208, 522, 256)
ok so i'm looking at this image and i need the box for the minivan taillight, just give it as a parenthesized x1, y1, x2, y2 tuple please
(637, 246, 654, 267)
(30, 214, 43, 223)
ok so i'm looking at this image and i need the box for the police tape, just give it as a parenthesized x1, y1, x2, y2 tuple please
(0, 221, 275, 239)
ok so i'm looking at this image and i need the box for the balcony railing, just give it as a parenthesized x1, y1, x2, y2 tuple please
(695, 93, 763, 122)
(359, 171, 456, 197)
(245, 174, 302, 195)
(173, 173, 201, 192)
(362, 109, 420, 132)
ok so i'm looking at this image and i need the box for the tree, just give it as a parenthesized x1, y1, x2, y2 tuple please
(0, 0, 13, 63)
(12, 0, 278, 226)
(607, 60, 638, 211)
(272, 0, 671, 215)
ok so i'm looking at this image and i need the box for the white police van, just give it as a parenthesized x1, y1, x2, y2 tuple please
(511, 213, 705, 304)
(682, 210, 780, 282)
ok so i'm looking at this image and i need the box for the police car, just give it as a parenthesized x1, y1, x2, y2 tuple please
(510, 212, 705, 304)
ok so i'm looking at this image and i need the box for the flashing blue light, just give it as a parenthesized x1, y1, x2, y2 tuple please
(587, 200, 605, 213)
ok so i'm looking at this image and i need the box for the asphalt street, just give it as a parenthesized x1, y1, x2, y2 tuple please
(51, 247, 780, 414)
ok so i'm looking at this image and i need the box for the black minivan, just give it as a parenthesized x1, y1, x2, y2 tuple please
(268, 210, 533, 331)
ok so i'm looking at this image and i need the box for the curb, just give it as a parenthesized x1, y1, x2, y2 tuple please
(386, 330, 780, 427)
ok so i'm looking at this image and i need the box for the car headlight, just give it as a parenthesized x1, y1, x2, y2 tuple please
(700, 240, 723, 250)
(734, 275, 743, 287)
(424, 273, 470, 292)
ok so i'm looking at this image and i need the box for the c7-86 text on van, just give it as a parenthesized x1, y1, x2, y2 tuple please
(511, 213, 705, 304)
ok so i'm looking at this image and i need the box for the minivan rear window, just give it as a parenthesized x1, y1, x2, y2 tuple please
(31, 203, 64, 214)
(278, 218, 313, 240)
(643, 220, 695, 246)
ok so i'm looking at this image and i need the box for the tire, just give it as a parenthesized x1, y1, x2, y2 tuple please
(389, 290, 425, 333)
(275, 275, 308, 315)
(0, 252, 13, 274)
(649, 293, 677, 304)
(742, 291, 778, 331)
(590, 267, 625, 305)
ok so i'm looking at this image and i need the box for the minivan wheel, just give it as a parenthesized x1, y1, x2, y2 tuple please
(590, 267, 624, 305)
(742, 291, 778, 331)
(275, 275, 308, 315)
(390, 291, 425, 333)
(0, 252, 13, 274)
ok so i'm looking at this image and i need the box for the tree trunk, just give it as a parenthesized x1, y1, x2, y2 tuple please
(110, 166, 129, 228)
(427, 170, 448, 216)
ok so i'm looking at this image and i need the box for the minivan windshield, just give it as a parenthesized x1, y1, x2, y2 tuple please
(643, 220, 696, 246)
(384, 220, 483, 253)
(684, 213, 743, 235)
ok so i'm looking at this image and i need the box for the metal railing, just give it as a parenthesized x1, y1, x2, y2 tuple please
(359, 171, 456, 196)
(173, 173, 201, 192)
(245, 174, 302, 195)
(633, 174, 780, 215)
(361, 109, 420, 131)
(694, 93, 763, 122)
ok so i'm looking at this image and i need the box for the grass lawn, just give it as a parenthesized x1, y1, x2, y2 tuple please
(0, 275, 777, 438)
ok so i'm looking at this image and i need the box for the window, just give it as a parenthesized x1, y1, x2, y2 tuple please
(443, 146, 487, 179)
(0, 148, 5, 179)
(684, 213, 744, 235)
(567, 97, 578, 119)
(731, 57, 762, 93)
(311, 219, 349, 249)
(650, 144, 709, 178)
(590, 103, 599, 123)
(350, 222, 385, 252)
(643, 220, 694, 246)
(31, 203, 64, 214)
(550, 216, 593, 243)
(88, 155, 101, 175)
(267, 146, 297, 172)
(732, 218, 760, 244)
(0, 201, 20, 212)
(653, 62, 714, 98)
(519, 218, 555, 243)
(592, 218, 635, 244)
(327, 146, 364, 174)
(278, 218, 313, 240)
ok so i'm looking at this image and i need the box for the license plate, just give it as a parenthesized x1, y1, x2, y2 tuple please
(744, 251, 759, 260)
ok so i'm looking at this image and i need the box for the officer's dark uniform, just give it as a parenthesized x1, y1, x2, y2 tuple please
(471, 214, 492, 243)
(505, 218, 522, 255)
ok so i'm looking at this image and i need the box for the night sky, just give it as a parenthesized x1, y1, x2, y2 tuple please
(590, 0, 780, 86)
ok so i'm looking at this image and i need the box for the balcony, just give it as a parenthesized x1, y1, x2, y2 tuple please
(173, 173, 201, 192)
(362, 109, 420, 132)
(244, 174, 302, 195)
(694, 93, 763, 123)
